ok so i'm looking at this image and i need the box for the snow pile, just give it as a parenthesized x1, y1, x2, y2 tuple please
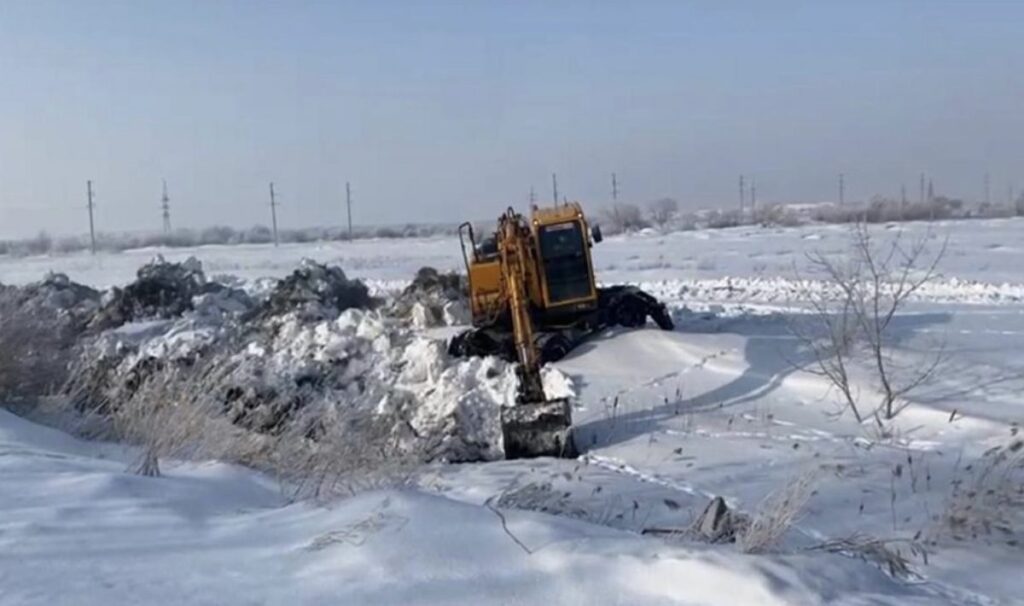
(64, 258, 560, 462)
(227, 308, 572, 461)
(89, 256, 212, 330)
(0, 273, 101, 399)
(391, 266, 468, 329)
(0, 271, 100, 334)
(260, 258, 376, 321)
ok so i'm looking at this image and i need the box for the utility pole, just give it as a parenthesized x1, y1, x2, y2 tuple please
(985, 172, 991, 205)
(86, 180, 96, 255)
(739, 175, 745, 212)
(838, 173, 845, 206)
(552, 173, 559, 204)
(528, 186, 537, 206)
(919, 173, 926, 205)
(161, 179, 172, 234)
(611, 172, 619, 203)
(928, 179, 935, 220)
(345, 181, 353, 240)
(269, 182, 279, 247)
(750, 176, 757, 210)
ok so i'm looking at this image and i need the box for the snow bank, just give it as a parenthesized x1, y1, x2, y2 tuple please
(62, 258, 564, 462)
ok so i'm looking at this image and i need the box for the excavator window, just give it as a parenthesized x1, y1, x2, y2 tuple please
(476, 236, 498, 261)
(538, 221, 591, 304)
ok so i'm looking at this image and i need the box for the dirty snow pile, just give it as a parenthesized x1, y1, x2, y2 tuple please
(390, 266, 470, 329)
(56, 256, 564, 462)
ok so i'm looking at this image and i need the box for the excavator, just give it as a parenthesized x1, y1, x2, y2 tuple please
(449, 202, 674, 459)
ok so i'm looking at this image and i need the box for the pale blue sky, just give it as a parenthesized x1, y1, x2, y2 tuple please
(1, 1, 1022, 237)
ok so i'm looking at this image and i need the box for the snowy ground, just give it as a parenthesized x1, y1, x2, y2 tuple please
(2, 218, 1024, 605)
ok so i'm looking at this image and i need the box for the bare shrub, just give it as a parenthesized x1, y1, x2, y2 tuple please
(811, 204, 865, 224)
(933, 439, 1024, 545)
(647, 198, 679, 228)
(792, 223, 947, 427)
(602, 203, 648, 234)
(753, 204, 801, 227)
(975, 202, 1015, 219)
(738, 472, 817, 553)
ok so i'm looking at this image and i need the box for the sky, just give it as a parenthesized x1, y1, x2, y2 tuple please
(1, 0, 1022, 238)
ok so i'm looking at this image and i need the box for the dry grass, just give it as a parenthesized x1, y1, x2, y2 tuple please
(933, 438, 1024, 545)
(103, 356, 424, 493)
(738, 472, 818, 553)
(270, 404, 422, 501)
(110, 363, 229, 476)
(808, 533, 928, 580)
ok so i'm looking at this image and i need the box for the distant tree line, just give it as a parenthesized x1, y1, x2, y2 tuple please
(0, 222, 460, 257)
(598, 190, 1024, 235)
(3, 189, 1023, 257)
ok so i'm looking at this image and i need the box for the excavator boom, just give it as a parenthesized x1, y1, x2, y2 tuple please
(495, 209, 575, 459)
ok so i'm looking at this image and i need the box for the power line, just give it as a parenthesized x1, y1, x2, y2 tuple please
(161, 179, 171, 234)
(269, 182, 280, 247)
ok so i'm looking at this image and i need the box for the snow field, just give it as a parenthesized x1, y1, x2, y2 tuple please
(3, 218, 1024, 604)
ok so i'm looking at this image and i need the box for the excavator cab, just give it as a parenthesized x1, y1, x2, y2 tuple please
(459, 202, 602, 329)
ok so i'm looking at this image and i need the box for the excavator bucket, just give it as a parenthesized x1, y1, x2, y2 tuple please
(501, 397, 576, 459)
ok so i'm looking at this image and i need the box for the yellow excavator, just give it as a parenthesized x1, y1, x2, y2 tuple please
(449, 202, 674, 459)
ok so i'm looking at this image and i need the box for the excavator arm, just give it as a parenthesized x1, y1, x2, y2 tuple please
(495, 208, 575, 459)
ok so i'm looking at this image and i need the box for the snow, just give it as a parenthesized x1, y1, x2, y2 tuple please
(3, 218, 1024, 604)
(0, 408, 948, 606)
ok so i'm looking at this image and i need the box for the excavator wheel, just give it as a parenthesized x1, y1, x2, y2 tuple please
(604, 287, 675, 331)
(614, 298, 647, 328)
(448, 328, 512, 359)
(650, 304, 675, 331)
(537, 332, 573, 363)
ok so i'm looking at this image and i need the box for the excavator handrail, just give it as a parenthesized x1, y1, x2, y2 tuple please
(457, 221, 476, 272)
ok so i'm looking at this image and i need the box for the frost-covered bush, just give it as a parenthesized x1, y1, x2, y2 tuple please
(601, 203, 649, 234)
(0, 275, 99, 402)
(705, 208, 743, 229)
